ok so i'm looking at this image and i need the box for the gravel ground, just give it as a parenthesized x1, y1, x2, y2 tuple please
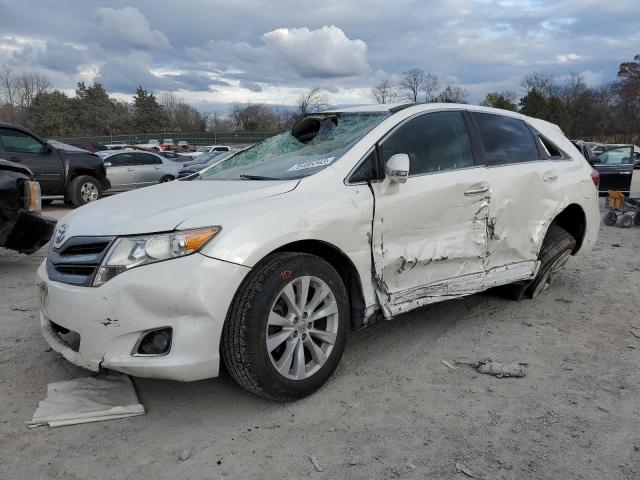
(1, 177, 639, 480)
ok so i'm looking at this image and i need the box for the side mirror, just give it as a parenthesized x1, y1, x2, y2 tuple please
(44, 142, 53, 154)
(385, 153, 409, 184)
(103, 162, 112, 168)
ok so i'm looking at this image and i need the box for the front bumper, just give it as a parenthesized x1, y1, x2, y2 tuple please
(36, 253, 250, 381)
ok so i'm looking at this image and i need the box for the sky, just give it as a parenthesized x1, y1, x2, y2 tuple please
(0, 0, 638, 114)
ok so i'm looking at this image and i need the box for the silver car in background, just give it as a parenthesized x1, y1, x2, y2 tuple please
(98, 149, 181, 192)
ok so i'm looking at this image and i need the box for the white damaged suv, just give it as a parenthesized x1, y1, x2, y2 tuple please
(37, 103, 600, 400)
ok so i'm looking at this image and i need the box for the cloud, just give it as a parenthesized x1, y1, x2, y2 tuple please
(261, 26, 369, 78)
(94, 7, 171, 50)
(189, 25, 370, 81)
(239, 80, 263, 92)
(34, 41, 87, 73)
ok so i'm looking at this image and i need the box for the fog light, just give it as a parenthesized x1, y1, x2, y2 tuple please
(135, 328, 172, 356)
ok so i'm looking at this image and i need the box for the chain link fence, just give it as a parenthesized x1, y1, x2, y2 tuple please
(55, 131, 279, 147)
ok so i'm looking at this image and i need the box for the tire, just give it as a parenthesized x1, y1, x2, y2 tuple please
(222, 252, 349, 401)
(620, 214, 633, 228)
(524, 225, 576, 299)
(66, 175, 101, 207)
(634, 213, 640, 226)
(41, 199, 53, 206)
(159, 175, 174, 183)
(603, 211, 618, 226)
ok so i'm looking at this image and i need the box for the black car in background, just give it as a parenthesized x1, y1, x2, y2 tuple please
(591, 145, 634, 196)
(0, 159, 55, 254)
(0, 124, 109, 206)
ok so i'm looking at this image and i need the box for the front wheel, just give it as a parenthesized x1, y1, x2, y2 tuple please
(222, 252, 349, 401)
(67, 175, 101, 206)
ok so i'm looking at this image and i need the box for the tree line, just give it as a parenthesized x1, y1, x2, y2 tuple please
(371, 54, 640, 143)
(1, 54, 639, 143)
(0, 68, 205, 137)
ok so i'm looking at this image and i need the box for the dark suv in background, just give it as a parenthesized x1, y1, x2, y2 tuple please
(0, 124, 109, 206)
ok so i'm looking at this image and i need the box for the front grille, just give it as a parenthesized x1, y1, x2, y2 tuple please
(47, 236, 114, 286)
(54, 265, 98, 276)
(60, 242, 110, 256)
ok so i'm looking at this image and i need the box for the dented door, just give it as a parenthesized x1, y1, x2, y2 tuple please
(370, 110, 491, 317)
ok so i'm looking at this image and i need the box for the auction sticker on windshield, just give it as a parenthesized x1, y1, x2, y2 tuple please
(287, 157, 335, 172)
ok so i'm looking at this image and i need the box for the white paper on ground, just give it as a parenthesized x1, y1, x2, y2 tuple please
(28, 373, 145, 428)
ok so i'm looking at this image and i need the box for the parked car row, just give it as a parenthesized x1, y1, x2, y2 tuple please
(97, 149, 181, 192)
(571, 139, 638, 195)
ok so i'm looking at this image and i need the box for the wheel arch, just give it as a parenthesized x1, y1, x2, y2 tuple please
(271, 239, 368, 330)
(549, 203, 586, 254)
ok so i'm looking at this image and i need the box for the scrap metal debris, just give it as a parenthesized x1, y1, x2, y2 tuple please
(310, 455, 323, 472)
(28, 373, 144, 427)
(441, 359, 457, 370)
(455, 462, 475, 478)
(474, 359, 527, 378)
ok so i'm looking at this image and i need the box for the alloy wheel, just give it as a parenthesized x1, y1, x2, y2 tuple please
(80, 182, 99, 203)
(266, 275, 339, 380)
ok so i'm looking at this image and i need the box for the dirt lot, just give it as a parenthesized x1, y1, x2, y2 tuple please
(1, 182, 640, 479)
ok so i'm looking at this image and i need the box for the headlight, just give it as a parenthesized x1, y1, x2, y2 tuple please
(93, 227, 220, 286)
(24, 180, 42, 213)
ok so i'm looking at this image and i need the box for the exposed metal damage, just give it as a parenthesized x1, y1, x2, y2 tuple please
(369, 167, 570, 318)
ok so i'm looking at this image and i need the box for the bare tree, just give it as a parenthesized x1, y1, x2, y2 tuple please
(435, 85, 469, 103)
(370, 79, 398, 104)
(399, 68, 426, 102)
(15, 70, 51, 108)
(296, 88, 330, 117)
(521, 71, 558, 97)
(423, 73, 441, 102)
(158, 91, 178, 119)
(0, 67, 18, 106)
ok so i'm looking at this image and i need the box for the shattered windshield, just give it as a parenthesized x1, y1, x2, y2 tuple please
(200, 112, 388, 181)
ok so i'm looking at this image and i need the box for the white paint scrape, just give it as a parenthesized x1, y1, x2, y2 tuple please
(28, 373, 144, 428)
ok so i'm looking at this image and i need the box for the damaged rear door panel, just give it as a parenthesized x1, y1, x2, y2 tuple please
(370, 110, 492, 317)
(469, 112, 577, 273)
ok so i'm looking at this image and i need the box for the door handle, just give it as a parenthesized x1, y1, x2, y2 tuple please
(464, 183, 489, 196)
(543, 171, 558, 182)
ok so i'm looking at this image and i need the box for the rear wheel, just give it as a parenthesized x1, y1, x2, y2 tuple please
(41, 199, 53, 206)
(525, 225, 576, 299)
(159, 175, 174, 183)
(66, 175, 101, 206)
(222, 252, 349, 401)
(498, 225, 576, 301)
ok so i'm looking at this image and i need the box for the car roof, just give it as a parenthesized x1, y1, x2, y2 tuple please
(97, 148, 161, 157)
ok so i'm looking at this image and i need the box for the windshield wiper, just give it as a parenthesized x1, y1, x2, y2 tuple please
(239, 174, 281, 181)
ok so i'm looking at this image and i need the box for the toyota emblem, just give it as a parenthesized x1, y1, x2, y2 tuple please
(54, 223, 68, 246)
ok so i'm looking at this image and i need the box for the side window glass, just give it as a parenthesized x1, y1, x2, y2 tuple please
(109, 153, 135, 167)
(349, 150, 379, 183)
(472, 113, 540, 165)
(536, 133, 565, 160)
(0, 128, 45, 153)
(380, 111, 473, 176)
(137, 153, 162, 165)
(595, 147, 633, 165)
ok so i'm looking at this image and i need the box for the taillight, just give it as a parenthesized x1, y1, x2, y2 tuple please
(590, 169, 600, 188)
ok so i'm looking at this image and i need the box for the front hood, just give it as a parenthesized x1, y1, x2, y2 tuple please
(58, 179, 299, 237)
